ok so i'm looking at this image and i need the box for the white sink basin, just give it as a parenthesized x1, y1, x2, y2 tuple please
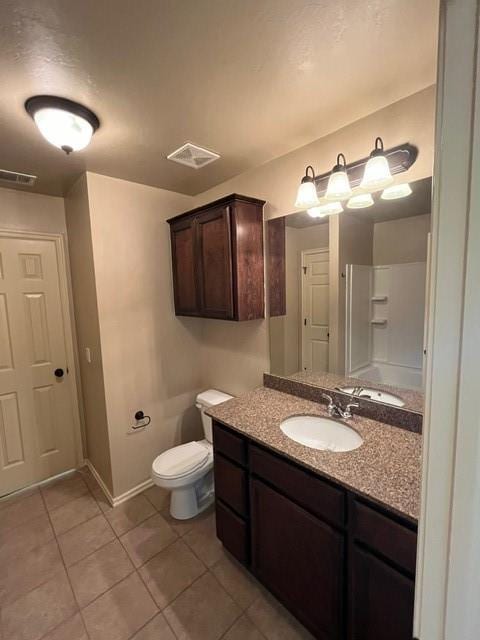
(280, 415, 363, 452)
(339, 386, 405, 407)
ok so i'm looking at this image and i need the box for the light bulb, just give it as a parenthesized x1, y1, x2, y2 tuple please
(325, 153, 352, 201)
(307, 202, 343, 217)
(381, 183, 412, 200)
(294, 166, 319, 209)
(347, 193, 374, 209)
(360, 137, 393, 190)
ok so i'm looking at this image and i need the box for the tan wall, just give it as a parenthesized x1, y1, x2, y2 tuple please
(373, 214, 431, 265)
(192, 87, 435, 391)
(65, 176, 113, 492)
(85, 173, 204, 497)
(0, 186, 66, 234)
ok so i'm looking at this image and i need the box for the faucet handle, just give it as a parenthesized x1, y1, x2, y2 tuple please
(322, 393, 333, 405)
(344, 402, 360, 419)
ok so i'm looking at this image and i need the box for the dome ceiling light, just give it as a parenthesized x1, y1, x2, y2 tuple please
(25, 95, 100, 154)
(325, 153, 352, 201)
(294, 165, 320, 209)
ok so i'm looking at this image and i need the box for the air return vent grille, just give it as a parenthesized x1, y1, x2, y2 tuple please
(0, 169, 37, 187)
(167, 143, 220, 169)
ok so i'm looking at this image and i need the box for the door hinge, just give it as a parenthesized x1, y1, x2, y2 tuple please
(302, 266, 307, 274)
(304, 318, 307, 326)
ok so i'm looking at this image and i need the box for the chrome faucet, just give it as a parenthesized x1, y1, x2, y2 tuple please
(322, 393, 359, 420)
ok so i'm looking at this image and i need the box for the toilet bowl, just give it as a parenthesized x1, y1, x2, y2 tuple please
(151, 389, 233, 520)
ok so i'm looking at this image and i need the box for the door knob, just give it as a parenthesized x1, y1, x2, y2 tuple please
(54, 368, 64, 378)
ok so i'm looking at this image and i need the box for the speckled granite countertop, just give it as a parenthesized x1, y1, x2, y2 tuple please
(287, 371, 424, 414)
(207, 387, 422, 523)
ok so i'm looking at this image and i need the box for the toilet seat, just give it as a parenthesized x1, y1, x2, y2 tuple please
(152, 442, 210, 480)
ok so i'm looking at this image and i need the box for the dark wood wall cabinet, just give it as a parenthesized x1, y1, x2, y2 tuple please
(168, 194, 265, 320)
(213, 421, 417, 640)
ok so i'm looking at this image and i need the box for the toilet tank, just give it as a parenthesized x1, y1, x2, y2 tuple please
(196, 389, 234, 442)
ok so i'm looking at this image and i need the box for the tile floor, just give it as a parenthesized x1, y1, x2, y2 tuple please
(0, 469, 313, 640)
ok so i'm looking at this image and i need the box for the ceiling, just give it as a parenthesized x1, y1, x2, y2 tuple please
(0, 0, 439, 197)
(286, 176, 432, 228)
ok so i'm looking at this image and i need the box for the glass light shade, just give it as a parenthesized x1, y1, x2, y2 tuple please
(307, 201, 343, 217)
(347, 193, 374, 209)
(360, 155, 394, 190)
(294, 180, 320, 209)
(381, 183, 412, 200)
(33, 108, 94, 152)
(325, 170, 352, 201)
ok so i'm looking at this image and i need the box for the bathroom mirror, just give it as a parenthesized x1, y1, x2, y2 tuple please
(268, 176, 431, 412)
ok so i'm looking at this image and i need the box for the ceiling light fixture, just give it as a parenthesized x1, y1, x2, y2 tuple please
(294, 166, 320, 209)
(360, 137, 394, 190)
(25, 95, 100, 154)
(347, 193, 374, 209)
(325, 153, 352, 201)
(307, 202, 343, 218)
(381, 183, 413, 200)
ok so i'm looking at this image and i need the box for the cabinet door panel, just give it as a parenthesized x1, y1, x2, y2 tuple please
(351, 546, 414, 640)
(196, 206, 234, 319)
(251, 478, 344, 640)
(170, 218, 199, 315)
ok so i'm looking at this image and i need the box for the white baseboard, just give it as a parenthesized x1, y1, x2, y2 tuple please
(84, 459, 154, 508)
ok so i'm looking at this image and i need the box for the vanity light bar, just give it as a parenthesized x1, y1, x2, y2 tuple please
(313, 143, 418, 197)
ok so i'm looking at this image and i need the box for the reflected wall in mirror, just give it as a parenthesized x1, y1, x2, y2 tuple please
(268, 176, 431, 405)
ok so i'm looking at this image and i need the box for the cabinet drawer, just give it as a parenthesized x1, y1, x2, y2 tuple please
(214, 453, 248, 517)
(353, 500, 417, 574)
(213, 422, 247, 467)
(215, 500, 249, 565)
(250, 444, 345, 527)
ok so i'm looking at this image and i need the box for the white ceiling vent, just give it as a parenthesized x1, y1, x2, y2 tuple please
(0, 169, 37, 187)
(167, 143, 220, 169)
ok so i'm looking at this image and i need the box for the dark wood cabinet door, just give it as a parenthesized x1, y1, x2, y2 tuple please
(170, 217, 199, 315)
(250, 478, 344, 640)
(351, 546, 414, 640)
(196, 206, 234, 319)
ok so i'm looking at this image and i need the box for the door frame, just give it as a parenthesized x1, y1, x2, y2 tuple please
(0, 228, 84, 478)
(300, 247, 329, 372)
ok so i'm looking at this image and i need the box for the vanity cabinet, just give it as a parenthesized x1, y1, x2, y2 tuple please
(168, 194, 265, 320)
(212, 420, 417, 640)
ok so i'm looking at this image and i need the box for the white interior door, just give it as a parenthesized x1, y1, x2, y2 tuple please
(301, 249, 329, 372)
(0, 235, 77, 496)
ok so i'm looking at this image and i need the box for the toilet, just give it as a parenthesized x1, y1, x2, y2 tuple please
(151, 389, 233, 520)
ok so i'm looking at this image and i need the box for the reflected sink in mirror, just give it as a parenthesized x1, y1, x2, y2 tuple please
(339, 386, 405, 407)
(280, 415, 363, 452)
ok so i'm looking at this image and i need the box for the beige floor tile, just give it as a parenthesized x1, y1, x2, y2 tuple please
(211, 554, 261, 610)
(0, 492, 45, 534)
(105, 494, 156, 535)
(120, 513, 177, 568)
(131, 613, 176, 640)
(0, 513, 54, 565)
(76, 466, 100, 492)
(90, 484, 113, 513)
(160, 504, 215, 537)
(247, 592, 314, 640)
(142, 485, 170, 512)
(50, 493, 100, 535)
(139, 539, 206, 609)
(1, 569, 77, 640)
(224, 615, 266, 640)
(68, 538, 134, 608)
(82, 572, 158, 640)
(0, 486, 39, 511)
(0, 540, 64, 607)
(183, 513, 224, 567)
(41, 613, 88, 640)
(58, 514, 115, 566)
(163, 572, 241, 640)
(41, 474, 89, 511)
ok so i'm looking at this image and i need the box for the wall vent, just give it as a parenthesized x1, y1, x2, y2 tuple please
(0, 169, 37, 187)
(167, 143, 220, 169)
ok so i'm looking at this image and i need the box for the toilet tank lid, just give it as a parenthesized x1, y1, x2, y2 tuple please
(196, 389, 234, 408)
